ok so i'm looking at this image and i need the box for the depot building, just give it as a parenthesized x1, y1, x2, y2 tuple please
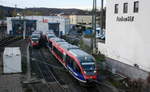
(7, 16, 70, 37)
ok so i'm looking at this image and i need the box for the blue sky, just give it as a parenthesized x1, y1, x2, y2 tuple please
(0, 0, 105, 10)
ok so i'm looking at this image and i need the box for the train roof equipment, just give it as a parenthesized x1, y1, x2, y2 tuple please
(60, 43, 79, 51)
(47, 33, 56, 39)
(31, 33, 41, 38)
(50, 37, 66, 42)
(69, 49, 95, 63)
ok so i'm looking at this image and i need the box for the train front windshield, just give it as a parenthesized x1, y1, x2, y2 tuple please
(32, 38, 39, 42)
(82, 64, 95, 71)
(32, 35, 40, 38)
(48, 35, 55, 39)
(79, 57, 96, 75)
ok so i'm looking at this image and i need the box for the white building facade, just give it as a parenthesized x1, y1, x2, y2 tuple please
(7, 16, 70, 36)
(98, 0, 150, 80)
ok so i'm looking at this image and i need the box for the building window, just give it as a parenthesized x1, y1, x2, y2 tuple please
(114, 4, 119, 14)
(134, 1, 139, 13)
(123, 3, 128, 13)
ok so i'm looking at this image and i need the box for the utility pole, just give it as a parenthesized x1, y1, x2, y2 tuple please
(23, 18, 26, 39)
(91, 0, 94, 51)
(23, 8, 26, 40)
(14, 4, 17, 17)
(101, 0, 104, 30)
(91, 0, 97, 54)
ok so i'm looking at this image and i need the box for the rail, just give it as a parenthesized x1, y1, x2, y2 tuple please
(31, 48, 67, 92)
(0, 36, 22, 52)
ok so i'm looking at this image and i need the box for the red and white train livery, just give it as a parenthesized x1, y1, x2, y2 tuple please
(46, 36, 97, 83)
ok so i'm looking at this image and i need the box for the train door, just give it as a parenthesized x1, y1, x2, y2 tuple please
(48, 23, 60, 37)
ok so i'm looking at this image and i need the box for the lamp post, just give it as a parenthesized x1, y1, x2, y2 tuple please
(91, 0, 97, 54)
(101, 0, 104, 30)
(23, 18, 26, 40)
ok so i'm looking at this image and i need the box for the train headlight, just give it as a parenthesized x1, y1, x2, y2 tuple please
(94, 70, 96, 73)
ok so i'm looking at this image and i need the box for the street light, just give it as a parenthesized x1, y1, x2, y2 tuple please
(101, 0, 104, 30)
(91, 0, 97, 54)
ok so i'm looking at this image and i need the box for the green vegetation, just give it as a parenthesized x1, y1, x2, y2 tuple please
(78, 39, 105, 62)
(93, 53, 105, 62)
(78, 39, 92, 54)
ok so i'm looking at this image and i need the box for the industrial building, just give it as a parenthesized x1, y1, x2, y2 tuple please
(7, 16, 70, 37)
(69, 15, 92, 26)
(98, 0, 150, 80)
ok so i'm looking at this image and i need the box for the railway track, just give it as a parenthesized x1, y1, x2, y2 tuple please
(0, 36, 22, 52)
(31, 47, 120, 92)
(39, 48, 118, 92)
(31, 48, 67, 92)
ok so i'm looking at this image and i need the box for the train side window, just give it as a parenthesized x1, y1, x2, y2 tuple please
(70, 59, 73, 67)
(66, 55, 73, 67)
(53, 46, 63, 60)
(66, 55, 70, 63)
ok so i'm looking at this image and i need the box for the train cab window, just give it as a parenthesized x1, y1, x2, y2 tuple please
(123, 3, 128, 13)
(134, 1, 139, 13)
(114, 4, 119, 14)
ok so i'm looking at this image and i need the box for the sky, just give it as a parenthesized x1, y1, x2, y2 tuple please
(0, 0, 106, 10)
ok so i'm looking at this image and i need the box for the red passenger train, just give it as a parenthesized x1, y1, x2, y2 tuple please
(30, 31, 43, 47)
(46, 34, 97, 83)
